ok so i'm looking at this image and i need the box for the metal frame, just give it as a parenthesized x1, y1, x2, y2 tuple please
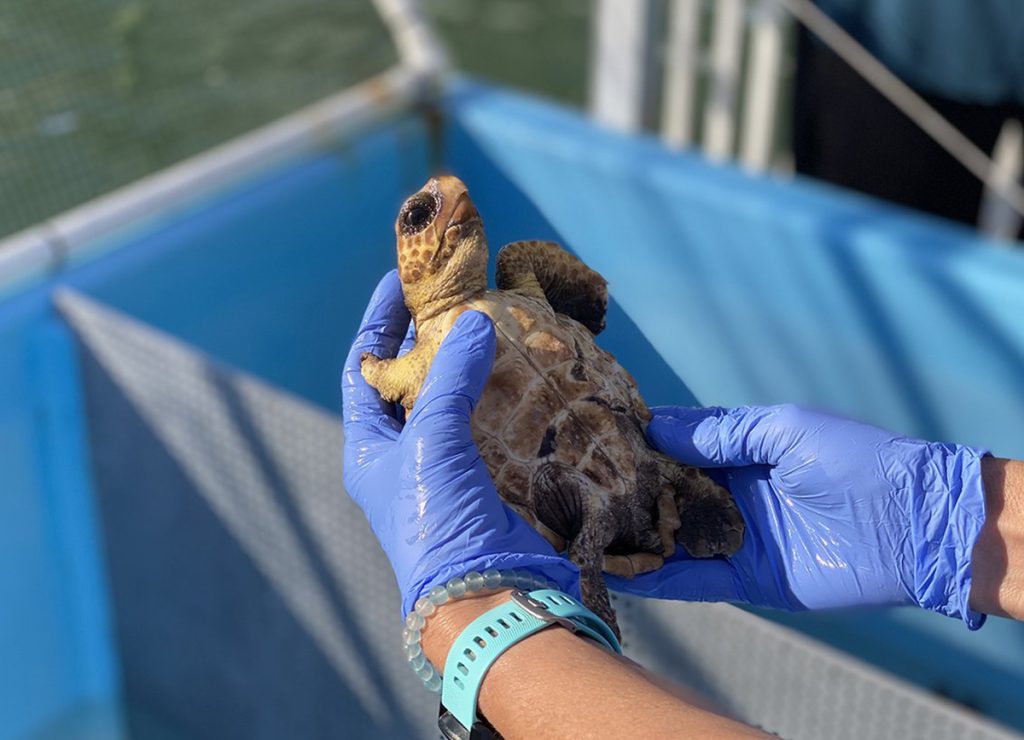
(588, 0, 660, 134)
(593, 0, 1023, 240)
(371, 0, 448, 73)
(661, 0, 702, 148)
(595, 0, 792, 171)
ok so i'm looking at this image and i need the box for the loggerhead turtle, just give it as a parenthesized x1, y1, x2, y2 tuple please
(362, 176, 744, 635)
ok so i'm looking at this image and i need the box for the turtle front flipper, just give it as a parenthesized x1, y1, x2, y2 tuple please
(495, 240, 608, 335)
(360, 344, 431, 412)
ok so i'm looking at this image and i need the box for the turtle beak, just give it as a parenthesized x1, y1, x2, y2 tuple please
(447, 192, 481, 231)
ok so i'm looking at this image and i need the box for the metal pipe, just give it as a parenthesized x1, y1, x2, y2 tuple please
(740, 0, 788, 171)
(370, 0, 449, 75)
(589, 0, 659, 133)
(661, 0, 703, 149)
(703, 0, 745, 160)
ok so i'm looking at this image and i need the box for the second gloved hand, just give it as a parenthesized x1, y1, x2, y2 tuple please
(607, 405, 989, 628)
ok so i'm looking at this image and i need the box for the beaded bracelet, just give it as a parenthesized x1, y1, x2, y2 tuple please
(401, 568, 559, 693)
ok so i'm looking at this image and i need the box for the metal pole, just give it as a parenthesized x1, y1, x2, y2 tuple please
(589, 0, 660, 133)
(661, 0, 703, 149)
(371, 0, 449, 75)
(703, 0, 745, 160)
(740, 0, 787, 171)
(979, 119, 1024, 243)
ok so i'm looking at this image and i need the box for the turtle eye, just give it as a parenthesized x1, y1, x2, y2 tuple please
(400, 195, 437, 235)
(405, 206, 430, 228)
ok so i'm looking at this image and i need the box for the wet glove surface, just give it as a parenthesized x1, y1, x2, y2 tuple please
(607, 405, 988, 628)
(342, 271, 579, 617)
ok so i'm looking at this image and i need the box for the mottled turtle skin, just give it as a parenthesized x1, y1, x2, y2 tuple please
(362, 176, 744, 635)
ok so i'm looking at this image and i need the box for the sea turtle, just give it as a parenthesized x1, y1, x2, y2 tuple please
(362, 175, 744, 635)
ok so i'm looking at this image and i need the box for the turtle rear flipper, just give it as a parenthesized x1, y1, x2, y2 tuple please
(532, 460, 621, 639)
(570, 538, 621, 641)
(496, 240, 608, 335)
(659, 456, 745, 558)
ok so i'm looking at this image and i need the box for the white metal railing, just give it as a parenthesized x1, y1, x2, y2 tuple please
(370, 0, 448, 74)
(589, 0, 660, 134)
(4, 0, 1020, 276)
(593, 0, 790, 171)
(739, 0, 787, 169)
(590, 0, 1024, 242)
(660, 0, 701, 148)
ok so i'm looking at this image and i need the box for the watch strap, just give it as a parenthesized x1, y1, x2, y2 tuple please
(439, 589, 620, 737)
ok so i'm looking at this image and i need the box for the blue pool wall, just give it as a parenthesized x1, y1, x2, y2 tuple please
(441, 81, 1024, 725)
(2, 79, 1024, 735)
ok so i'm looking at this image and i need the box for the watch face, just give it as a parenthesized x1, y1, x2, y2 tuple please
(438, 706, 471, 740)
(438, 704, 501, 740)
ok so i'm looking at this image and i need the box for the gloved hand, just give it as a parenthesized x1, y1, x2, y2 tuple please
(342, 271, 579, 617)
(607, 405, 989, 628)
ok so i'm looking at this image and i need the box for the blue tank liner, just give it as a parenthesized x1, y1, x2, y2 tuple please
(442, 80, 1024, 724)
(1, 78, 1023, 736)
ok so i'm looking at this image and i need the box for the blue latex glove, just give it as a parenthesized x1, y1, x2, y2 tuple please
(606, 405, 989, 629)
(342, 271, 580, 617)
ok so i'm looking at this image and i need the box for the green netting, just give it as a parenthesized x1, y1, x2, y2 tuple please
(0, 0, 397, 239)
(422, 0, 590, 107)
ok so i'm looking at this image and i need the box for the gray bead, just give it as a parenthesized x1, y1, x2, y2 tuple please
(428, 585, 450, 606)
(403, 628, 421, 645)
(464, 571, 485, 592)
(500, 571, 519, 587)
(446, 577, 467, 598)
(415, 596, 436, 617)
(425, 672, 443, 693)
(482, 569, 502, 589)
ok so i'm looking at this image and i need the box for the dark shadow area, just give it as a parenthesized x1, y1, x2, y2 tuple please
(206, 368, 418, 737)
(78, 345, 423, 739)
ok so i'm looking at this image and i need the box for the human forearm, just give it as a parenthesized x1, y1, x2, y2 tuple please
(422, 590, 765, 739)
(970, 457, 1024, 620)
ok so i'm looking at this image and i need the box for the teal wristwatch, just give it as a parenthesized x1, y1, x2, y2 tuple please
(438, 589, 622, 740)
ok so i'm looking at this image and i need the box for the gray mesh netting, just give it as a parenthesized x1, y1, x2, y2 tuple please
(57, 289, 1021, 740)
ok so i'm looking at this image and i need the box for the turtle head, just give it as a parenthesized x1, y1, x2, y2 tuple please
(395, 175, 488, 319)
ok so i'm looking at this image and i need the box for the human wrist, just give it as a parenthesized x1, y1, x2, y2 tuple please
(404, 567, 567, 692)
(970, 458, 1024, 620)
(421, 589, 514, 669)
